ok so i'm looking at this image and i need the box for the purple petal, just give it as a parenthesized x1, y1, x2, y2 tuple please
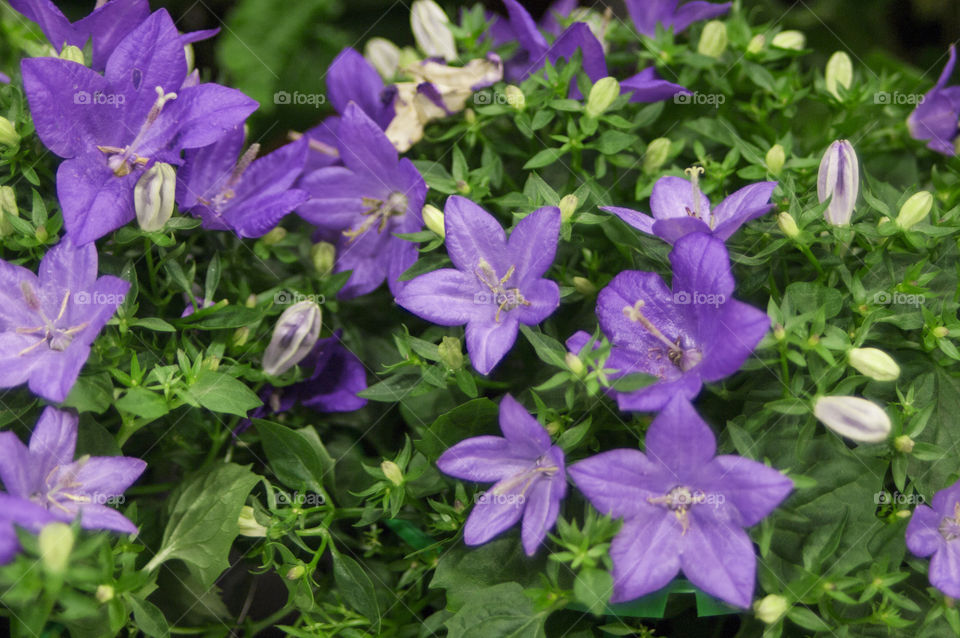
(615, 371, 703, 412)
(463, 483, 526, 545)
(498, 394, 552, 453)
(73, 456, 146, 498)
(569, 449, 670, 520)
(704, 456, 792, 526)
(443, 196, 508, 273)
(75, 0, 151, 71)
(0, 261, 39, 329)
(335, 102, 399, 179)
(711, 182, 777, 239)
(39, 239, 98, 292)
(650, 216, 712, 243)
(932, 482, 960, 516)
(503, 0, 548, 59)
(507, 206, 561, 280)
(671, 1, 732, 33)
(514, 279, 560, 325)
(28, 407, 78, 472)
(466, 316, 520, 375)
(0, 432, 32, 498)
(70, 503, 138, 534)
(28, 344, 91, 402)
(906, 505, 945, 558)
(385, 238, 421, 299)
(679, 510, 755, 608)
(177, 126, 245, 209)
(9, 0, 79, 52)
(296, 167, 373, 229)
(695, 300, 769, 381)
(546, 23, 607, 97)
(521, 469, 566, 555)
(395, 269, 481, 325)
(650, 175, 711, 223)
(327, 48, 392, 127)
(151, 83, 258, 152)
(929, 541, 960, 598)
(540, 0, 577, 36)
(644, 396, 716, 470)
(621, 67, 690, 103)
(601, 206, 656, 234)
(57, 155, 137, 244)
(438, 435, 535, 482)
(0, 333, 41, 391)
(609, 514, 683, 602)
(669, 233, 735, 302)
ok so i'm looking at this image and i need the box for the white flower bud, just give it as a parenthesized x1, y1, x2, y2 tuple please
(813, 396, 891, 443)
(697, 21, 728, 58)
(504, 84, 526, 110)
(134, 162, 176, 232)
(262, 300, 322, 376)
(381, 460, 404, 486)
(895, 191, 934, 231)
(765, 144, 786, 176)
(771, 30, 805, 50)
(365, 37, 401, 79)
(238, 506, 268, 537)
(825, 51, 853, 101)
(753, 594, 789, 624)
(585, 77, 620, 119)
(95, 584, 115, 603)
(573, 277, 597, 295)
(39, 522, 74, 573)
(0, 116, 20, 148)
(817, 140, 859, 226)
(746, 34, 765, 54)
(559, 194, 579, 223)
(566, 352, 585, 377)
(644, 137, 671, 174)
(848, 348, 900, 381)
(411, 0, 457, 62)
(777, 212, 799, 239)
(422, 204, 445, 238)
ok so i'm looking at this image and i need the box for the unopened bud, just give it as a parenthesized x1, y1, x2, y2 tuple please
(746, 34, 765, 54)
(772, 30, 805, 50)
(456, 179, 471, 194)
(0, 116, 19, 148)
(895, 191, 933, 231)
(825, 51, 853, 101)
(134, 162, 175, 232)
(559, 194, 579, 223)
(262, 226, 287, 245)
(232, 326, 251, 348)
(59, 45, 85, 65)
(894, 435, 915, 454)
(311, 241, 336, 275)
(504, 84, 525, 110)
(585, 77, 620, 118)
(438, 336, 464, 370)
(381, 460, 404, 486)
(565, 352, 585, 377)
(245, 293, 258, 308)
(262, 300, 322, 376)
(397, 46, 421, 69)
(365, 37, 401, 79)
(773, 324, 786, 341)
(573, 277, 596, 295)
(848, 347, 900, 381)
(765, 144, 786, 176)
(238, 506, 268, 537)
(423, 204, 445, 237)
(697, 21, 728, 58)
(0, 186, 18, 236)
(934, 326, 950, 338)
(286, 565, 306, 580)
(753, 594, 789, 624)
(95, 584, 115, 603)
(777, 212, 799, 239)
(643, 137, 671, 174)
(35, 225, 48, 242)
(813, 396, 891, 443)
(39, 523, 74, 573)
(411, 0, 456, 61)
(818, 140, 859, 226)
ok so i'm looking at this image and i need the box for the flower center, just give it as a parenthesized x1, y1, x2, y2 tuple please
(97, 86, 177, 177)
(33, 457, 92, 514)
(648, 485, 706, 534)
(15, 283, 88, 356)
(475, 258, 531, 323)
(490, 455, 557, 498)
(342, 191, 409, 242)
(622, 300, 701, 373)
(940, 503, 960, 541)
(684, 165, 714, 228)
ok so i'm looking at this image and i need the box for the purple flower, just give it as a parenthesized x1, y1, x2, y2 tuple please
(602, 171, 777, 243)
(0, 240, 129, 402)
(22, 10, 258, 245)
(177, 127, 309, 237)
(438, 394, 567, 556)
(395, 196, 561, 375)
(625, 0, 731, 37)
(908, 46, 960, 156)
(906, 479, 960, 598)
(296, 103, 427, 299)
(0, 407, 146, 564)
(593, 233, 769, 412)
(569, 396, 792, 607)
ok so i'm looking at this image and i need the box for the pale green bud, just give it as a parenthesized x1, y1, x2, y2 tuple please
(753, 594, 789, 624)
(262, 227, 287, 245)
(39, 523, 74, 573)
(572, 277, 596, 295)
(232, 326, 250, 348)
(311, 241, 336, 275)
(263, 300, 322, 376)
(411, 0, 456, 61)
(95, 584, 115, 603)
(565, 352, 585, 377)
(848, 347, 900, 381)
(825, 51, 853, 101)
(934, 326, 950, 338)
(381, 460, 404, 487)
(286, 565, 306, 580)
(746, 34, 765, 54)
(643, 137, 671, 174)
(773, 324, 786, 341)
(697, 21, 728, 58)
(504, 84, 526, 111)
(894, 435, 915, 454)
(585, 77, 620, 119)
(438, 336, 464, 370)
(559, 194, 579, 223)
(0, 186, 18, 237)
(423, 204, 445, 238)
(777, 212, 799, 239)
(365, 37, 401, 79)
(765, 144, 786, 176)
(895, 191, 934, 231)
(35, 226, 48, 242)
(814, 396, 891, 443)
(772, 30, 805, 50)
(238, 506, 268, 537)
(0, 116, 20, 148)
(133, 162, 176, 232)
(58, 45, 85, 65)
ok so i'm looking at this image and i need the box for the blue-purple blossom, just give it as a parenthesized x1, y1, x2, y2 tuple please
(570, 396, 792, 607)
(0, 407, 146, 564)
(588, 233, 769, 412)
(625, 0, 731, 37)
(907, 479, 960, 598)
(908, 45, 960, 156)
(602, 172, 777, 243)
(296, 103, 427, 299)
(437, 394, 567, 555)
(22, 10, 258, 245)
(0, 240, 129, 402)
(177, 127, 309, 237)
(395, 196, 561, 375)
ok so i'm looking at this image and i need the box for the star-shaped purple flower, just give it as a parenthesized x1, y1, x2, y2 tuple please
(625, 0, 731, 37)
(570, 396, 792, 607)
(906, 479, 960, 598)
(0, 407, 146, 564)
(22, 9, 258, 245)
(438, 394, 567, 556)
(908, 45, 960, 156)
(395, 196, 561, 375)
(296, 103, 427, 299)
(592, 232, 769, 412)
(602, 172, 777, 243)
(0, 240, 129, 402)
(177, 127, 309, 237)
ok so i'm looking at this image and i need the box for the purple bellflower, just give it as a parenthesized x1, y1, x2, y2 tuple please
(908, 46, 960, 156)
(0, 240, 129, 403)
(602, 170, 777, 243)
(625, 0, 731, 37)
(296, 103, 427, 299)
(22, 10, 258, 245)
(569, 395, 792, 607)
(395, 196, 561, 375)
(438, 394, 567, 555)
(592, 232, 769, 412)
(177, 127, 309, 237)
(0, 407, 146, 564)
(906, 478, 960, 598)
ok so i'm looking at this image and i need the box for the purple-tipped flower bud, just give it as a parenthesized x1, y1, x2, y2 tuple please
(262, 300, 322, 376)
(134, 162, 176, 232)
(813, 395, 891, 443)
(817, 140, 859, 226)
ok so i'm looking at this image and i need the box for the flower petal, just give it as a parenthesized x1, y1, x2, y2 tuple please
(644, 395, 716, 470)
(650, 175, 710, 223)
(521, 470, 566, 556)
(463, 484, 526, 546)
(906, 505, 945, 558)
(929, 540, 960, 599)
(498, 394, 552, 453)
(74, 456, 146, 498)
(569, 449, 669, 520)
(0, 432, 32, 498)
(679, 510, 755, 608)
(444, 195, 507, 273)
(600, 206, 655, 234)
(704, 455, 792, 526)
(395, 269, 482, 325)
(695, 300, 769, 381)
(29, 407, 78, 472)
(465, 315, 520, 375)
(507, 206, 561, 280)
(438, 435, 534, 482)
(609, 514, 682, 603)
(669, 232, 735, 302)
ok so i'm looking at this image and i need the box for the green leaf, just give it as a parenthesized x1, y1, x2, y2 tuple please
(445, 583, 547, 638)
(61, 373, 113, 414)
(115, 387, 170, 420)
(331, 548, 381, 632)
(523, 148, 565, 170)
(431, 537, 544, 610)
(254, 419, 328, 492)
(519, 325, 567, 368)
(186, 370, 261, 416)
(593, 131, 638, 155)
(416, 398, 499, 461)
(125, 596, 170, 638)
